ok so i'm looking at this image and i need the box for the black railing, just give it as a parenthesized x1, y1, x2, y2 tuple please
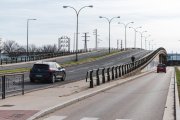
(0, 50, 89, 65)
(0, 73, 24, 99)
(86, 47, 166, 88)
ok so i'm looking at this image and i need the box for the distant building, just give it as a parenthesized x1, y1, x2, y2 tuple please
(58, 36, 70, 51)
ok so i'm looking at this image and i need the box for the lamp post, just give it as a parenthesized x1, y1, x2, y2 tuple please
(63, 5, 93, 61)
(129, 26, 142, 48)
(138, 30, 147, 49)
(27, 19, 36, 57)
(99, 16, 120, 53)
(118, 22, 134, 49)
(144, 34, 151, 50)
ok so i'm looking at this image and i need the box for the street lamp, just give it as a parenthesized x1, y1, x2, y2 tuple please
(63, 5, 93, 61)
(138, 30, 147, 49)
(144, 34, 151, 50)
(129, 26, 142, 48)
(99, 16, 120, 53)
(118, 21, 134, 49)
(27, 18, 36, 56)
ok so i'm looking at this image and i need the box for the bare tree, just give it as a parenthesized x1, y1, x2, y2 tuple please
(28, 44, 37, 52)
(0, 38, 3, 59)
(40, 44, 58, 53)
(3, 40, 25, 57)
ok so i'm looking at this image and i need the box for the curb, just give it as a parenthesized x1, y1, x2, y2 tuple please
(163, 67, 175, 120)
(175, 68, 180, 120)
(27, 69, 155, 120)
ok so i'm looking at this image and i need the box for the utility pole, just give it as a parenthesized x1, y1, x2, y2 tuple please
(94, 29, 97, 50)
(82, 32, 90, 52)
(121, 40, 123, 50)
(93, 29, 100, 50)
(73, 33, 76, 51)
(117, 40, 119, 49)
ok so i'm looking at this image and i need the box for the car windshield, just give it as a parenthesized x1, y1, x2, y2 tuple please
(33, 64, 49, 70)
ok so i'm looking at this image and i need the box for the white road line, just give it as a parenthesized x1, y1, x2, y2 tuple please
(116, 119, 132, 120)
(80, 117, 99, 120)
(43, 116, 67, 120)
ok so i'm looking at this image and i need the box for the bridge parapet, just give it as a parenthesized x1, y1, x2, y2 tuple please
(86, 47, 167, 88)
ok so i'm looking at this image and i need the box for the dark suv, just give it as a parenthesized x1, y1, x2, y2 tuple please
(29, 62, 66, 83)
(157, 63, 166, 73)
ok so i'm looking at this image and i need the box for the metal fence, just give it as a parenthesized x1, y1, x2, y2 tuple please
(0, 50, 87, 65)
(0, 73, 24, 99)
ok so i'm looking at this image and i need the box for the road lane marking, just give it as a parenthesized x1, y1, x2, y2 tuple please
(116, 119, 132, 120)
(43, 116, 67, 120)
(80, 117, 99, 120)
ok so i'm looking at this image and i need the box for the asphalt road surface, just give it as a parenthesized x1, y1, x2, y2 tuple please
(22, 49, 150, 91)
(38, 67, 173, 120)
(4, 49, 150, 95)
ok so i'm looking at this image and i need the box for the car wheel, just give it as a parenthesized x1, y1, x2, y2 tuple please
(30, 78, 35, 83)
(61, 72, 66, 81)
(50, 75, 56, 83)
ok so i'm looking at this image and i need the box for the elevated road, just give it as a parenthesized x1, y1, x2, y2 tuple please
(24, 49, 150, 91)
(38, 67, 173, 120)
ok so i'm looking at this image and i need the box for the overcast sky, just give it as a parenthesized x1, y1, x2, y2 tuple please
(0, 0, 180, 53)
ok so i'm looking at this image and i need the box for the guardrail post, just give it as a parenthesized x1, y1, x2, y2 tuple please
(115, 66, 118, 78)
(96, 69, 100, 86)
(131, 63, 134, 71)
(107, 67, 110, 81)
(89, 70, 94, 88)
(134, 61, 137, 69)
(2, 76, 5, 99)
(129, 64, 131, 72)
(118, 65, 121, 77)
(122, 65, 124, 76)
(111, 66, 115, 80)
(124, 65, 127, 74)
(127, 64, 129, 73)
(126, 64, 128, 74)
(102, 68, 105, 83)
(22, 74, 24, 95)
(129, 63, 132, 72)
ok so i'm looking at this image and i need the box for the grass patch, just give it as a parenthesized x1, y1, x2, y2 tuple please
(0, 68, 29, 74)
(175, 67, 180, 102)
(61, 51, 121, 67)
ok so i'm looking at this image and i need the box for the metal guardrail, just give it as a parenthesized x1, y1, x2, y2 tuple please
(0, 73, 24, 99)
(0, 50, 86, 65)
(86, 47, 167, 88)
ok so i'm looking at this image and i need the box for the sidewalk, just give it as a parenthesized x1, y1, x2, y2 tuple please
(0, 70, 154, 120)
